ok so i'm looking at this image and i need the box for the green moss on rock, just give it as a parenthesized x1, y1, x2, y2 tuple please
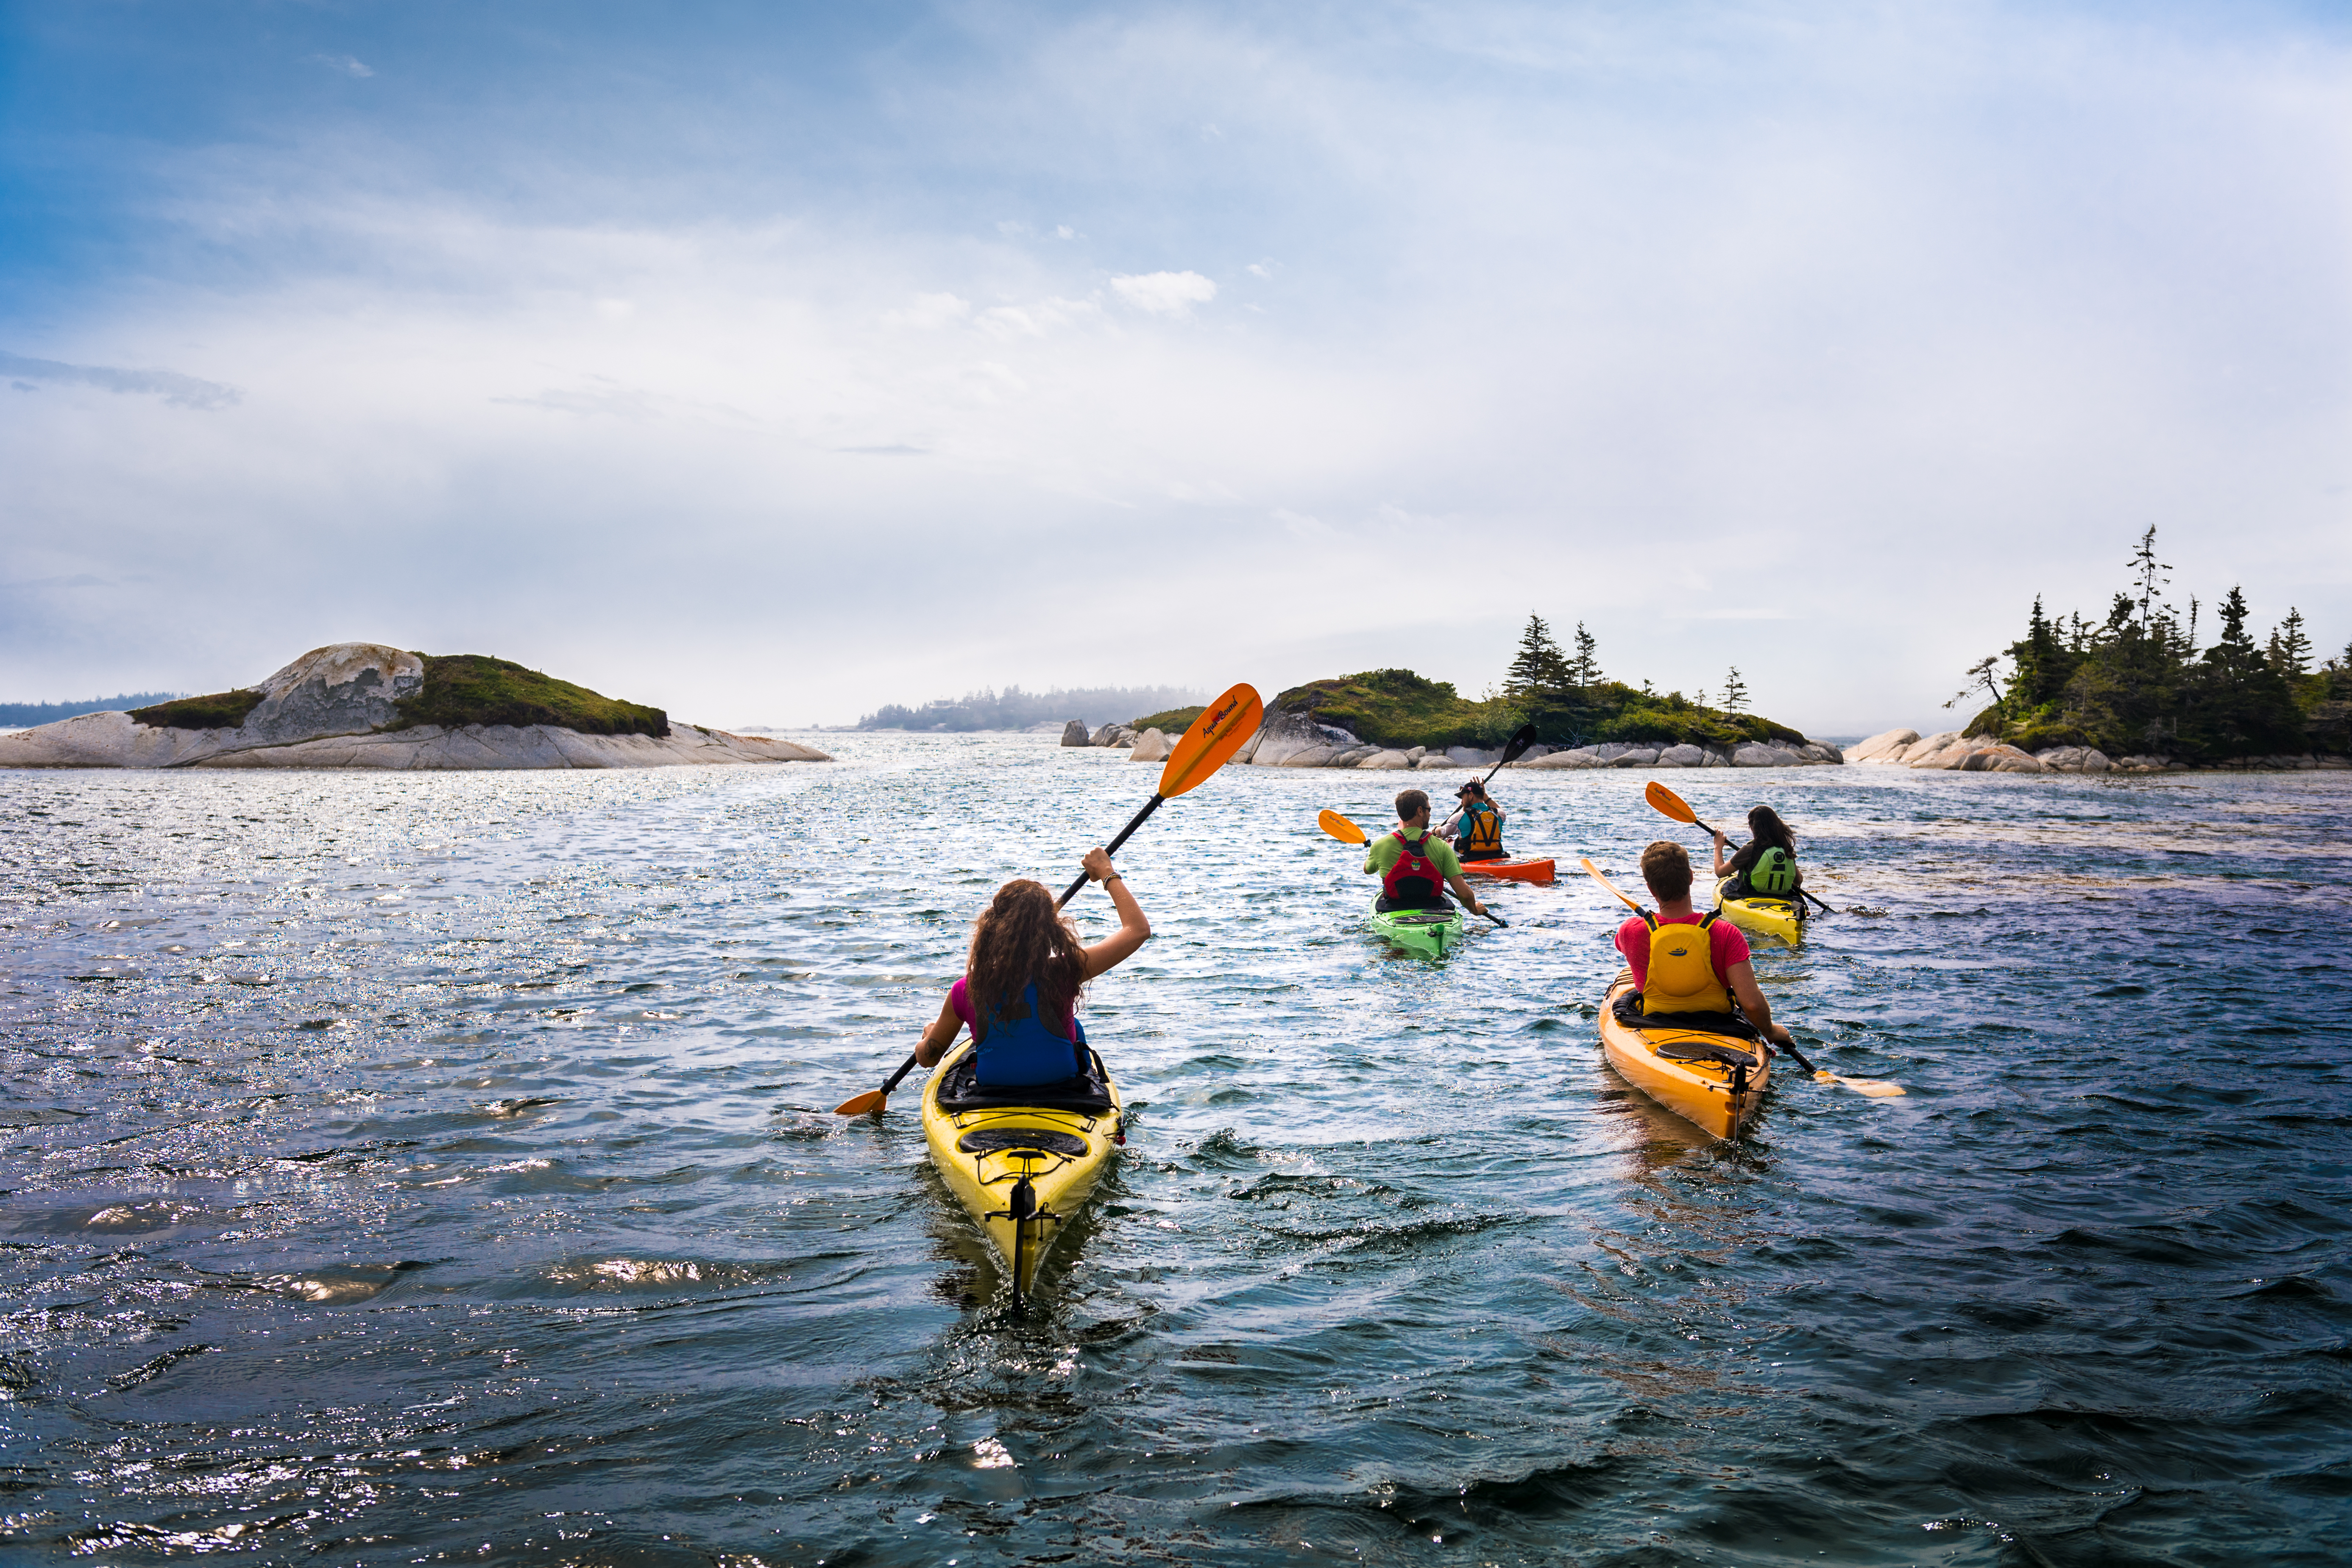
(131, 690, 265, 730)
(1271, 668, 1811, 752)
(1271, 670, 1491, 749)
(392, 656, 668, 738)
(1131, 705, 1206, 733)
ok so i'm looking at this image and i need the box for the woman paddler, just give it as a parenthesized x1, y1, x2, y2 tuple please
(911, 847, 1150, 1086)
(1712, 805, 1803, 901)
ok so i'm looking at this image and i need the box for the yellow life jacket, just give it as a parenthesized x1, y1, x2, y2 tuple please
(1641, 912, 1731, 1015)
(1460, 802, 1502, 855)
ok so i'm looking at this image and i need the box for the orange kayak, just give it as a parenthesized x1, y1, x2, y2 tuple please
(1459, 857, 1555, 884)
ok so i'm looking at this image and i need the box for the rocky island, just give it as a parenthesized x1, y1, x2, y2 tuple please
(0, 643, 831, 770)
(1066, 659, 1845, 770)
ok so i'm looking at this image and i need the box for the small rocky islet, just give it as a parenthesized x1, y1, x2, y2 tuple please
(0, 643, 831, 770)
(1061, 676, 2349, 774)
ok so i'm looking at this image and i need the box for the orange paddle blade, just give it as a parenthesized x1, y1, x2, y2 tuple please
(1644, 781, 1699, 825)
(1580, 857, 1644, 914)
(1317, 809, 1368, 845)
(1158, 683, 1263, 799)
(1825, 1073, 1907, 1097)
(832, 1088, 886, 1115)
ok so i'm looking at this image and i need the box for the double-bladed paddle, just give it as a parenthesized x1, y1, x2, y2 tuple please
(833, 683, 1266, 1116)
(1479, 724, 1538, 786)
(1577, 857, 1902, 1097)
(1317, 810, 1506, 927)
(1642, 780, 1839, 915)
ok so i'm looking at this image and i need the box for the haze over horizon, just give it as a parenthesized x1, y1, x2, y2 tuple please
(4, 1, 2347, 737)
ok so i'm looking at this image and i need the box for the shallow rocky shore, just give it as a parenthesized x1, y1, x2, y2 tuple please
(0, 643, 831, 770)
(1847, 727, 2349, 774)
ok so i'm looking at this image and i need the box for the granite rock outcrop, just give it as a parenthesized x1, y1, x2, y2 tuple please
(0, 643, 831, 770)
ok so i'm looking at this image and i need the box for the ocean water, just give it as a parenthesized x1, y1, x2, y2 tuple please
(2, 737, 2348, 1566)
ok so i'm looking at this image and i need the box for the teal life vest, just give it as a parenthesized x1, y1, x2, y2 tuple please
(974, 982, 1089, 1086)
(1748, 845, 1797, 896)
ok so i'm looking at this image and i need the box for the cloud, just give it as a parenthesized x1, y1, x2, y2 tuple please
(489, 386, 662, 419)
(0, 351, 241, 410)
(1109, 271, 1218, 315)
(0, 3, 2346, 731)
(882, 292, 971, 329)
(309, 54, 374, 78)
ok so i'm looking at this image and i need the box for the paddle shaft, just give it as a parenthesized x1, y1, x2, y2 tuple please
(873, 1051, 920, 1099)
(1057, 794, 1163, 907)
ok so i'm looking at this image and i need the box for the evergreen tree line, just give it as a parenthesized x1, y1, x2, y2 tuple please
(1956, 527, 2349, 760)
(1485, 615, 1793, 749)
(856, 683, 1205, 732)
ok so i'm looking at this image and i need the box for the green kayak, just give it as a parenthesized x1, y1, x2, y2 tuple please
(1368, 899, 1466, 958)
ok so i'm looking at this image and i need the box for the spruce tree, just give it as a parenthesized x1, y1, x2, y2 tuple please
(1504, 614, 1571, 695)
(2268, 608, 2313, 676)
(1568, 623, 1602, 688)
(1720, 666, 1748, 715)
(2129, 525, 2171, 631)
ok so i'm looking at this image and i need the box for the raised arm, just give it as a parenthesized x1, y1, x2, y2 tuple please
(1078, 846, 1151, 978)
(1711, 829, 1732, 877)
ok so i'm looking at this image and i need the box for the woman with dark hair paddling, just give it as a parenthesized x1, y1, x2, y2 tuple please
(1713, 806, 1802, 902)
(912, 847, 1150, 1085)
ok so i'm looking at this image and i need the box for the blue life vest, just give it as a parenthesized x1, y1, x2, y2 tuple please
(975, 982, 1087, 1086)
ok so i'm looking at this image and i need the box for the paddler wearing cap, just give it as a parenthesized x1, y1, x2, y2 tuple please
(1440, 779, 1508, 863)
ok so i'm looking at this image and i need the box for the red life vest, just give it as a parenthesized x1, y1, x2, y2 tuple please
(1383, 829, 1444, 903)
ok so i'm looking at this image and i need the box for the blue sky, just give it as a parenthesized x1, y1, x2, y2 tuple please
(3, 0, 2347, 730)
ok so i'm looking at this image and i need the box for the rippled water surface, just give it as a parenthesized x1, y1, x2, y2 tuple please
(3, 737, 2349, 1565)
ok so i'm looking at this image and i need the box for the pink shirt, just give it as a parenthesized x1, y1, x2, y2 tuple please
(1615, 913, 1750, 991)
(948, 977, 1077, 1040)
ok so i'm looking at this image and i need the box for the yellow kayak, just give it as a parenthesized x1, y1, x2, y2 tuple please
(920, 1040, 1124, 1307)
(1597, 969, 1772, 1140)
(1714, 876, 1803, 947)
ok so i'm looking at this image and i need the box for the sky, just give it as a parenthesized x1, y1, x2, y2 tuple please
(3, 0, 2347, 734)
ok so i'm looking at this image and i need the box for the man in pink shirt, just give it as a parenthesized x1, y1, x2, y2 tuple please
(1613, 841, 1794, 1049)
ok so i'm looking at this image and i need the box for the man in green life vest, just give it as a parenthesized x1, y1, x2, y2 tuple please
(1364, 789, 1492, 919)
(1441, 780, 1508, 862)
(1711, 805, 1804, 900)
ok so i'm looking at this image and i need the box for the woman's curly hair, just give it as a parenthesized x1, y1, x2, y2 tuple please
(966, 879, 1087, 1039)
